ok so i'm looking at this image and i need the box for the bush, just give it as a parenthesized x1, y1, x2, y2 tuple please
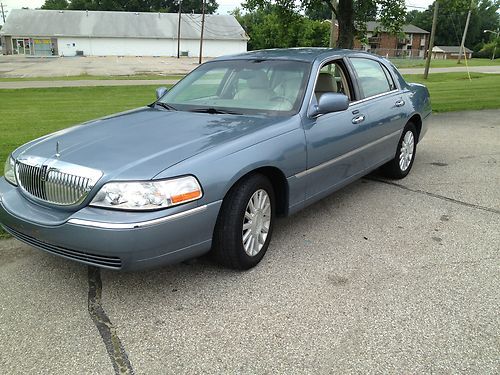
(477, 40, 500, 59)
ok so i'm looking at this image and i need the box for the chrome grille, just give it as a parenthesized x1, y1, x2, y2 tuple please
(15, 156, 102, 206)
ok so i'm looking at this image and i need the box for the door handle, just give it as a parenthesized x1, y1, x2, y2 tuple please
(352, 115, 365, 125)
(395, 99, 405, 107)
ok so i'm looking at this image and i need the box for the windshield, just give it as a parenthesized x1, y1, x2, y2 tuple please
(158, 59, 311, 115)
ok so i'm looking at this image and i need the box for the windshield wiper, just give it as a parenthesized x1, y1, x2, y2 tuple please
(190, 107, 242, 115)
(154, 102, 177, 111)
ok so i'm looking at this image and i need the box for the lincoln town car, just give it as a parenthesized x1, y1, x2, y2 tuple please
(0, 48, 431, 270)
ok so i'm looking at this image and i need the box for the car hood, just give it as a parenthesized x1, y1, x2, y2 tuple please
(15, 107, 287, 180)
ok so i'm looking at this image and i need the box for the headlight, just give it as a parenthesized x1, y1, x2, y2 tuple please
(90, 176, 202, 210)
(3, 156, 17, 186)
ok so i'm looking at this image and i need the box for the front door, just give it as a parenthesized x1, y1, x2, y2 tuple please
(23, 38, 31, 55)
(15, 39, 25, 55)
(302, 59, 369, 200)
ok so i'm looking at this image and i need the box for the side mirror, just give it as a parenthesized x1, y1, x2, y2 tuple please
(155, 87, 168, 99)
(310, 93, 349, 117)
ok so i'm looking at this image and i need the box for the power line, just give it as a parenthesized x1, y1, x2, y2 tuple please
(406, 5, 428, 9)
(448, 14, 463, 46)
(184, 14, 243, 37)
(184, 13, 243, 31)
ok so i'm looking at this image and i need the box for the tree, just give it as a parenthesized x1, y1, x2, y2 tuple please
(147, 0, 219, 14)
(41, 0, 69, 9)
(405, 9, 419, 24)
(478, 38, 499, 58)
(305, 2, 331, 20)
(41, 0, 219, 14)
(243, 0, 407, 49)
(233, 5, 330, 50)
(409, 0, 499, 49)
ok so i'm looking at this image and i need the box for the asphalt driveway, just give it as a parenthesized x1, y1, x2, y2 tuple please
(0, 110, 499, 374)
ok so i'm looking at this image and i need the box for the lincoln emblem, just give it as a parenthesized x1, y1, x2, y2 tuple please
(40, 165, 48, 182)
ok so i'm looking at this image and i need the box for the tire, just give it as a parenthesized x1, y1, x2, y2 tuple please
(212, 173, 275, 270)
(381, 122, 417, 179)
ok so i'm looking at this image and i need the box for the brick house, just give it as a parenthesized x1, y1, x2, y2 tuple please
(354, 21, 430, 59)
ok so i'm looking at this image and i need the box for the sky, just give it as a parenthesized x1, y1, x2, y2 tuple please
(0, 0, 436, 25)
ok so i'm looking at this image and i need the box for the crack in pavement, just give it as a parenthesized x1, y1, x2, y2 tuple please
(88, 266, 135, 375)
(366, 177, 500, 215)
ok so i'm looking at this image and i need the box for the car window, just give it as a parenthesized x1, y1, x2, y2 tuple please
(174, 67, 228, 102)
(314, 61, 352, 102)
(381, 63, 396, 91)
(160, 60, 310, 115)
(350, 58, 393, 99)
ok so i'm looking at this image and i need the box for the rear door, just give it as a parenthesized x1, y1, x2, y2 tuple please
(347, 57, 408, 170)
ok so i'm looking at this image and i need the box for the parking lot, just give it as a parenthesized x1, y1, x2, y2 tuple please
(0, 55, 200, 77)
(0, 110, 499, 374)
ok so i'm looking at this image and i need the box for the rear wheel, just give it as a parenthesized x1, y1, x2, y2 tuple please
(382, 122, 417, 179)
(212, 174, 275, 269)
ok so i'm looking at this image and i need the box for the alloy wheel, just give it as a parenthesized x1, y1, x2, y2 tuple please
(399, 130, 415, 172)
(242, 189, 272, 256)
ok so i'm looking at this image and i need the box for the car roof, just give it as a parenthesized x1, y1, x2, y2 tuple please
(212, 47, 368, 63)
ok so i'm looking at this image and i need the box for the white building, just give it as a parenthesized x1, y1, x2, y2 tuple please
(0, 9, 248, 57)
(431, 46, 473, 60)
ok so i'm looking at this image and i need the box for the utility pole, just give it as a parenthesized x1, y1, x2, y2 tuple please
(198, 0, 206, 64)
(424, 0, 439, 79)
(177, 0, 182, 58)
(457, 0, 474, 64)
(1, 3, 7, 24)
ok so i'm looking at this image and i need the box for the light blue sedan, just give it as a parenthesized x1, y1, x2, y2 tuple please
(0, 48, 431, 270)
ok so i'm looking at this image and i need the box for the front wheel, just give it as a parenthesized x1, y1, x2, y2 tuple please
(381, 123, 417, 179)
(212, 174, 275, 270)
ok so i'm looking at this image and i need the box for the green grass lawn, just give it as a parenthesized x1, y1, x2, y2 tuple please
(393, 58, 500, 69)
(403, 72, 500, 112)
(0, 74, 184, 82)
(0, 72, 499, 239)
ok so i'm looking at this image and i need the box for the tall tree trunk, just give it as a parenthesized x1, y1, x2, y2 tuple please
(329, 11, 338, 47)
(337, 0, 355, 48)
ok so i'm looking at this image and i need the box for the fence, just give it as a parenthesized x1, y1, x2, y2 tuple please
(353, 47, 427, 60)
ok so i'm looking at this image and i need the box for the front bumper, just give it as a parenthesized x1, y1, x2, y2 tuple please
(0, 179, 221, 271)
